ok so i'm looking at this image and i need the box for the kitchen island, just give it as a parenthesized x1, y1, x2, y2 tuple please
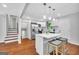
(35, 33, 61, 55)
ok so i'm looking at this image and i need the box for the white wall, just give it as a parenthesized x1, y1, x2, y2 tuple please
(0, 15, 6, 42)
(55, 13, 79, 45)
(69, 13, 79, 45)
(21, 19, 32, 39)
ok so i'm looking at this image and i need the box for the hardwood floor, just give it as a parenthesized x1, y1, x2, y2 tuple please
(0, 38, 79, 55)
(0, 38, 37, 55)
(65, 43, 79, 55)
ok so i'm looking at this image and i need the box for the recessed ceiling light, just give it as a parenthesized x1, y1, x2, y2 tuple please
(48, 16, 52, 20)
(43, 15, 46, 19)
(1, 4, 7, 8)
(53, 18, 56, 21)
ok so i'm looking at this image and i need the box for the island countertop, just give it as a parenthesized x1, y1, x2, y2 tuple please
(36, 33, 61, 38)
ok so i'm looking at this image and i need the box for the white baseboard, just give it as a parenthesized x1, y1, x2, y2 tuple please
(0, 39, 21, 44)
(5, 40, 18, 44)
(69, 41, 79, 46)
(0, 41, 4, 43)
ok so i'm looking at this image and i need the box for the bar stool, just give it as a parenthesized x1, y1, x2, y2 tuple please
(58, 37, 68, 55)
(56, 37, 68, 44)
(48, 40, 64, 55)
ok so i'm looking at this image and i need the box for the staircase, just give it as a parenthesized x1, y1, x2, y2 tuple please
(5, 28, 18, 43)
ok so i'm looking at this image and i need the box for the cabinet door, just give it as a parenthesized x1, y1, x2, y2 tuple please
(35, 36, 43, 55)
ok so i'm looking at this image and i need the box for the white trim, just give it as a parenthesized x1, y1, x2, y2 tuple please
(5, 40, 18, 43)
(69, 41, 79, 46)
(0, 41, 4, 43)
(18, 39, 21, 44)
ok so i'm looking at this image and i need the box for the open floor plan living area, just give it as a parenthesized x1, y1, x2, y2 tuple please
(0, 3, 79, 55)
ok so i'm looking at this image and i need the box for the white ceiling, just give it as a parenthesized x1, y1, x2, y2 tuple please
(0, 3, 25, 17)
(22, 3, 79, 21)
(0, 3, 79, 21)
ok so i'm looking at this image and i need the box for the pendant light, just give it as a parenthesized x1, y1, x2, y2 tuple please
(48, 6, 52, 20)
(42, 3, 56, 21)
(43, 3, 47, 20)
(52, 8, 56, 21)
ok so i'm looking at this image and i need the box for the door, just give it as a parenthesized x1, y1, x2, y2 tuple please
(8, 15, 18, 29)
